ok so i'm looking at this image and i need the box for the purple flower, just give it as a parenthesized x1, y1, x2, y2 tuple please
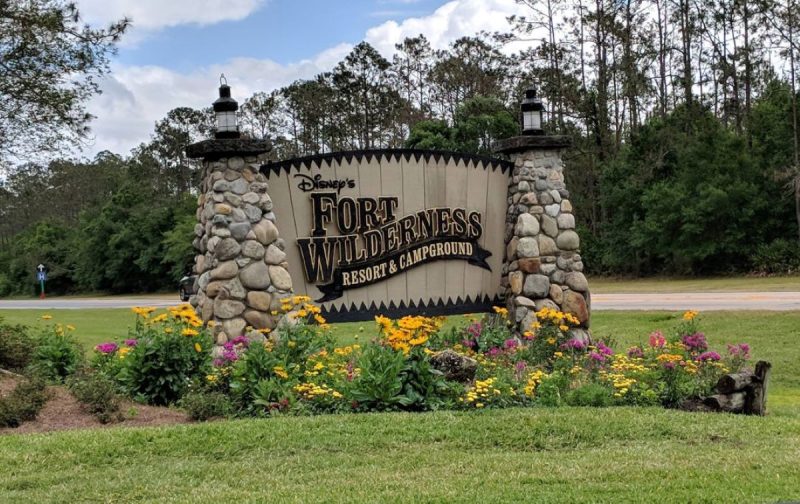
(588, 352, 606, 362)
(486, 347, 501, 357)
(696, 351, 721, 362)
(504, 338, 519, 350)
(223, 341, 235, 351)
(467, 323, 482, 339)
(597, 341, 614, 356)
(95, 342, 118, 354)
(627, 346, 644, 358)
(462, 339, 477, 349)
(124, 339, 138, 347)
(663, 361, 676, 370)
(515, 361, 527, 372)
(562, 339, 586, 351)
(231, 335, 250, 347)
(681, 332, 708, 352)
(213, 358, 225, 367)
(727, 343, 750, 359)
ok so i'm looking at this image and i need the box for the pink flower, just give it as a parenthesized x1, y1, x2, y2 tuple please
(727, 343, 750, 359)
(648, 331, 666, 348)
(124, 339, 138, 347)
(95, 342, 118, 354)
(486, 347, 501, 357)
(588, 352, 606, 362)
(663, 361, 676, 370)
(597, 341, 614, 356)
(627, 346, 644, 358)
(696, 351, 721, 362)
(562, 339, 586, 351)
(504, 338, 519, 350)
(231, 335, 250, 347)
(681, 333, 708, 352)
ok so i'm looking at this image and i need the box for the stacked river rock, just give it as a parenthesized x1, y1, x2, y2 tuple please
(187, 142, 294, 347)
(494, 136, 591, 341)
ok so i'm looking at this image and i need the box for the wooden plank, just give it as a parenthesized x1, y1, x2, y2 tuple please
(268, 169, 306, 298)
(423, 154, 447, 305)
(444, 157, 468, 304)
(403, 154, 427, 305)
(464, 160, 490, 301)
(482, 166, 508, 300)
(331, 155, 361, 312)
(380, 153, 406, 311)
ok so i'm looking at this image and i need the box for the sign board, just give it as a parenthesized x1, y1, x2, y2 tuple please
(261, 149, 512, 322)
(37, 271, 47, 282)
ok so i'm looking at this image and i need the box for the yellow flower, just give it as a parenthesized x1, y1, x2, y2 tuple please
(558, 324, 569, 332)
(118, 347, 132, 359)
(182, 328, 199, 337)
(287, 341, 296, 348)
(206, 374, 218, 383)
(66, 324, 76, 331)
(683, 310, 699, 321)
(273, 366, 289, 379)
(492, 306, 509, 317)
(41, 314, 53, 320)
(194, 342, 202, 352)
(547, 337, 556, 345)
(165, 328, 173, 334)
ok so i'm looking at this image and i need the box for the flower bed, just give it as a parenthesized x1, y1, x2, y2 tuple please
(87, 301, 754, 418)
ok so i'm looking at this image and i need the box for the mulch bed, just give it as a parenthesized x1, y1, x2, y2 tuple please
(0, 375, 190, 435)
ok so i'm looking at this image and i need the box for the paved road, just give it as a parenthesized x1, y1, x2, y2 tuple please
(0, 292, 799, 311)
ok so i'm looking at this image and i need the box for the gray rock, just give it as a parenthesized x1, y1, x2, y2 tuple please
(557, 213, 575, 229)
(561, 200, 573, 213)
(269, 265, 293, 291)
(242, 192, 260, 204)
(249, 182, 268, 193)
(228, 157, 245, 170)
(264, 244, 286, 265)
(523, 274, 550, 298)
(540, 263, 556, 275)
(430, 349, 478, 383)
(231, 208, 247, 223)
(557, 230, 580, 250)
(214, 299, 245, 319)
(509, 271, 524, 295)
(244, 204, 262, 223)
(215, 238, 241, 261)
(517, 237, 539, 258)
(514, 213, 539, 237)
(539, 192, 554, 205)
(242, 240, 265, 259)
(198, 271, 211, 290)
(229, 222, 252, 241)
(224, 169, 239, 182)
(225, 278, 247, 300)
(212, 180, 231, 192)
(207, 236, 221, 254)
(222, 318, 247, 338)
(230, 178, 250, 195)
(253, 219, 279, 245)
(540, 214, 558, 237)
(514, 296, 536, 309)
(246, 291, 272, 311)
(534, 299, 560, 312)
(235, 257, 252, 268)
(259, 194, 273, 212)
(211, 214, 229, 226)
(244, 310, 270, 329)
(565, 272, 589, 292)
(545, 204, 561, 217)
(224, 192, 242, 207)
(506, 236, 519, 259)
(239, 261, 271, 290)
(549, 189, 562, 203)
(538, 235, 558, 255)
(194, 223, 204, 237)
(520, 311, 538, 333)
(210, 261, 238, 281)
(549, 284, 563, 304)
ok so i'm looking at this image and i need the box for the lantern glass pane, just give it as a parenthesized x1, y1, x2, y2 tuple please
(216, 111, 237, 131)
(531, 111, 541, 129)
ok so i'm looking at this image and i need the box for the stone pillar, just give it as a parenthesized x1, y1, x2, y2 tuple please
(186, 139, 294, 346)
(493, 136, 591, 341)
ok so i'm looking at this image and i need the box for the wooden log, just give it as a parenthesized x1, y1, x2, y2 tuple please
(703, 392, 747, 413)
(745, 361, 772, 416)
(716, 372, 755, 394)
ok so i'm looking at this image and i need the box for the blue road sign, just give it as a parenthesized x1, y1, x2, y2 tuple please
(37, 271, 47, 282)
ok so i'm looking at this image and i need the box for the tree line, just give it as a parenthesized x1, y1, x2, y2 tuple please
(1, 0, 799, 295)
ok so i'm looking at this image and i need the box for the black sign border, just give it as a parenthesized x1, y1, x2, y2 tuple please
(320, 294, 504, 323)
(260, 148, 514, 177)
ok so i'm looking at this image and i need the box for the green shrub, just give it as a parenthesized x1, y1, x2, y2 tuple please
(566, 383, 614, 407)
(0, 320, 35, 371)
(67, 372, 122, 424)
(180, 390, 232, 421)
(30, 327, 84, 382)
(751, 239, 800, 274)
(0, 375, 50, 427)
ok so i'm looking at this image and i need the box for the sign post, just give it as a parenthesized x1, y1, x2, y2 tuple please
(36, 264, 47, 299)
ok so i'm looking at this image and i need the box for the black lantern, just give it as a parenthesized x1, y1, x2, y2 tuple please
(213, 74, 239, 139)
(520, 85, 545, 136)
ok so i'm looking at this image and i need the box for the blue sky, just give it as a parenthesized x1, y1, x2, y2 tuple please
(73, 0, 527, 156)
(117, 0, 446, 71)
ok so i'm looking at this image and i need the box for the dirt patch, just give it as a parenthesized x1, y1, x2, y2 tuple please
(0, 375, 190, 435)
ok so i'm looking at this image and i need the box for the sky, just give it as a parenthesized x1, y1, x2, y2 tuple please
(74, 0, 531, 157)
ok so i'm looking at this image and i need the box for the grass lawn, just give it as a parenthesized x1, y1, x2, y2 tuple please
(590, 275, 800, 293)
(1, 309, 799, 502)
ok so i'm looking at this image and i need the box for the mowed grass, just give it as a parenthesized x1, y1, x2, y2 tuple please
(1, 309, 799, 502)
(590, 275, 800, 293)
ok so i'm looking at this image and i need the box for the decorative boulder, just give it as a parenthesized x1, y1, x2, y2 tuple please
(430, 349, 478, 383)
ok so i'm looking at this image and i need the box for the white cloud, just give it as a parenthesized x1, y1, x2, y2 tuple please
(84, 43, 353, 155)
(76, 0, 267, 30)
(81, 0, 532, 158)
(365, 0, 527, 56)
